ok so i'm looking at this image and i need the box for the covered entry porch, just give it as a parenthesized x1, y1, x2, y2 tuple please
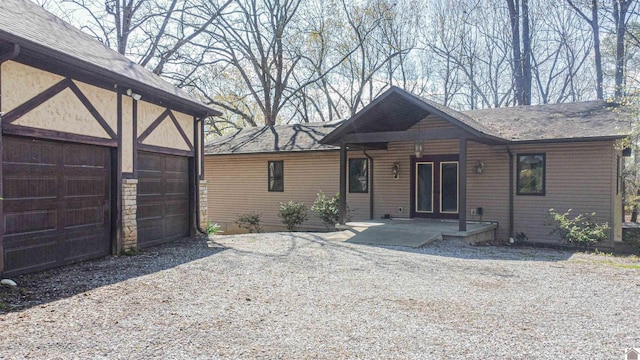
(320, 86, 507, 234)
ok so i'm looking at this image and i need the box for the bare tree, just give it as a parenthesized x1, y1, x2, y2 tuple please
(612, 0, 637, 98)
(567, 0, 604, 99)
(506, 0, 532, 105)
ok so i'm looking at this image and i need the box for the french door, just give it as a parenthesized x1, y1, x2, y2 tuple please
(411, 156, 459, 219)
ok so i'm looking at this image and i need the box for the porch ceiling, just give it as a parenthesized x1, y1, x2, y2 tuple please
(346, 91, 431, 134)
(321, 86, 505, 146)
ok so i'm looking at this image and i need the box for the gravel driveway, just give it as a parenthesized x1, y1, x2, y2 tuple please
(0, 232, 639, 359)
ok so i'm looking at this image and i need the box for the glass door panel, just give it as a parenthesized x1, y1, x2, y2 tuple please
(440, 162, 458, 213)
(416, 162, 433, 213)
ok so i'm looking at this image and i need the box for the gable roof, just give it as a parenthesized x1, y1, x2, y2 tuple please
(204, 122, 343, 155)
(321, 86, 504, 145)
(322, 86, 631, 146)
(0, 0, 219, 117)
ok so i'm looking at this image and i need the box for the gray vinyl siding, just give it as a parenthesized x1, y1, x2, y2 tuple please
(510, 141, 618, 244)
(367, 116, 619, 244)
(466, 142, 511, 241)
(204, 114, 621, 244)
(204, 151, 369, 233)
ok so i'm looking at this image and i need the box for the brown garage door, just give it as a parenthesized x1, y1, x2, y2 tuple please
(137, 151, 190, 248)
(3, 136, 112, 277)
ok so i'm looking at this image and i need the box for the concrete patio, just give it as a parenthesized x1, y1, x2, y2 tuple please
(329, 218, 498, 247)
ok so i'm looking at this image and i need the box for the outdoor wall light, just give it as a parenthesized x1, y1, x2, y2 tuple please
(126, 88, 142, 101)
(475, 161, 485, 174)
(414, 141, 423, 158)
(392, 163, 400, 179)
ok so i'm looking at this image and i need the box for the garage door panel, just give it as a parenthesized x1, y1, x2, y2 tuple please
(137, 221, 164, 244)
(64, 206, 105, 229)
(165, 200, 188, 216)
(4, 139, 59, 166)
(137, 201, 163, 219)
(164, 156, 189, 172)
(63, 145, 109, 168)
(63, 232, 106, 262)
(165, 221, 188, 240)
(3, 136, 111, 277)
(4, 240, 58, 275)
(138, 178, 163, 195)
(65, 176, 107, 198)
(137, 151, 189, 248)
(165, 179, 188, 195)
(5, 209, 58, 235)
(4, 176, 58, 199)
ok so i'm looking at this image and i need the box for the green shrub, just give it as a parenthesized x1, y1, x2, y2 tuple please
(236, 213, 263, 233)
(206, 221, 221, 236)
(622, 228, 640, 250)
(311, 191, 340, 229)
(548, 208, 609, 249)
(278, 201, 308, 232)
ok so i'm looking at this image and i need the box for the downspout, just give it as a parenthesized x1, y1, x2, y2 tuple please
(363, 150, 374, 220)
(507, 145, 515, 240)
(339, 143, 347, 224)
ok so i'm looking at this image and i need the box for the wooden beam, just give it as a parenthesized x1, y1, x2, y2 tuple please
(459, 138, 467, 232)
(168, 110, 193, 151)
(3, 78, 70, 123)
(114, 92, 123, 254)
(2, 123, 117, 147)
(137, 108, 171, 143)
(132, 99, 138, 178)
(339, 143, 347, 225)
(340, 128, 468, 144)
(137, 143, 194, 157)
(68, 80, 117, 139)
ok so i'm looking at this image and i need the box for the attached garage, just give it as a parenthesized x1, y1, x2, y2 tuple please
(137, 152, 190, 248)
(0, 0, 219, 277)
(2, 137, 111, 276)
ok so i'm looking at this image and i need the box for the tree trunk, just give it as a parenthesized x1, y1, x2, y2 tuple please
(592, 0, 604, 99)
(613, 0, 632, 98)
(566, 0, 604, 99)
(506, 0, 523, 105)
(521, 0, 531, 105)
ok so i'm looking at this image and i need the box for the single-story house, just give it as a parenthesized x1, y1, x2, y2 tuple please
(204, 86, 631, 248)
(0, 0, 219, 277)
(204, 122, 371, 232)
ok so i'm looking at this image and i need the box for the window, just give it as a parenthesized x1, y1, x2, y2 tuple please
(349, 158, 368, 193)
(268, 161, 284, 192)
(517, 153, 545, 195)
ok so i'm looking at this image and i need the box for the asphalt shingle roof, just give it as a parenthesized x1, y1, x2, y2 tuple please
(0, 0, 217, 116)
(206, 98, 632, 155)
(464, 100, 630, 142)
(204, 122, 343, 155)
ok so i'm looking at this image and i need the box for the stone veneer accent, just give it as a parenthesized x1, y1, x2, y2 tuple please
(122, 178, 138, 249)
(199, 180, 208, 229)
